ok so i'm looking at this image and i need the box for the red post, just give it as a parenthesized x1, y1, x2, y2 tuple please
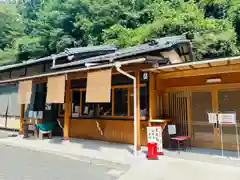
(147, 142, 158, 160)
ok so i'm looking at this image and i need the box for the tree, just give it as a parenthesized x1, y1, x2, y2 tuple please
(0, 4, 24, 63)
(1, 0, 240, 64)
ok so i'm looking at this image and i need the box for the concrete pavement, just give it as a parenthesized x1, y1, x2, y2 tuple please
(0, 143, 128, 180)
(0, 130, 240, 180)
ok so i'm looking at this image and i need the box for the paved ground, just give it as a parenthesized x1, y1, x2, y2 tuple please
(0, 131, 129, 180)
(1, 130, 240, 180)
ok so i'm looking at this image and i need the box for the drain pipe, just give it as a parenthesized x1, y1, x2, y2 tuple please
(115, 62, 138, 157)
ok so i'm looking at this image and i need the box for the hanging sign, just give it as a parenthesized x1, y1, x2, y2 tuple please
(141, 72, 149, 82)
(218, 113, 236, 124)
(208, 113, 218, 124)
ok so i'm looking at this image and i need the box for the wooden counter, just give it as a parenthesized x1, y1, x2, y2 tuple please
(69, 119, 148, 145)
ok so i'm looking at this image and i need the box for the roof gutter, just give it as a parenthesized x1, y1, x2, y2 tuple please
(0, 58, 146, 84)
(143, 56, 240, 72)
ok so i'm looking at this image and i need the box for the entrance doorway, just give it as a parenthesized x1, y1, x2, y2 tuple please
(165, 86, 240, 150)
(191, 91, 221, 149)
(218, 89, 240, 150)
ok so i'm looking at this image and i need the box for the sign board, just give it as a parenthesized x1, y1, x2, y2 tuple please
(72, 112, 79, 118)
(168, 125, 176, 135)
(147, 126, 163, 153)
(218, 113, 236, 124)
(33, 111, 37, 118)
(141, 72, 149, 82)
(28, 110, 34, 118)
(37, 111, 43, 119)
(28, 124, 35, 131)
(208, 113, 218, 124)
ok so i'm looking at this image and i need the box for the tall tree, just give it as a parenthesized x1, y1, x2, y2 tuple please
(0, 0, 240, 64)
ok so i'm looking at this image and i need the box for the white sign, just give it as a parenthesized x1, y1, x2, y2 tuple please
(33, 111, 37, 118)
(168, 125, 176, 135)
(147, 126, 163, 153)
(84, 106, 89, 115)
(75, 106, 80, 113)
(143, 72, 148, 80)
(28, 124, 35, 131)
(218, 113, 236, 124)
(72, 112, 79, 118)
(208, 113, 218, 124)
(28, 110, 34, 118)
(37, 111, 43, 119)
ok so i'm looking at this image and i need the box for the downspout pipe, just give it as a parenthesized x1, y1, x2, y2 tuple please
(115, 62, 138, 157)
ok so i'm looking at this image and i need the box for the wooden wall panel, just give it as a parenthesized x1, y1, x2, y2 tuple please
(69, 119, 148, 146)
(44, 62, 53, 73)
(0, 72, 10, 80)
(11, 68, 25, 78)
(26, 65, 44, 76)
(158, 72, 240, 88)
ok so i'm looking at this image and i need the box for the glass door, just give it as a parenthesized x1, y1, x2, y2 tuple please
(218, 90, 240, 150)
(191, 91, 220, 148)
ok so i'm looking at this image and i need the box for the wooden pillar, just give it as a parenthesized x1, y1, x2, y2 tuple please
(136, 71, 141, 150)
(186, 89, 192, 137)
(19, 104, 25, 134)
(149, 72, 157, 120)
(63, 78, 71, 140)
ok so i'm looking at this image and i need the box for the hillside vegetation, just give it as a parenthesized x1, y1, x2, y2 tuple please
(1, 0, 240, 64)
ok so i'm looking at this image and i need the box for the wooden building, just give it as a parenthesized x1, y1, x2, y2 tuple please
(8, 35, 240, 151)
(147, 57, 240, 150)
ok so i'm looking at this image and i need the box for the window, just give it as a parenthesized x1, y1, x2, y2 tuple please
(58, 77, 149, 120)
(140, 86, 148, 117)
(112, 73, 134, 85)
(114, 88, 128, 116)
(99, 90, 112, 116)
(24, 83, 47, 118)
(71, 91, 80, 117)
(129, 86, 148, 118)
(59, 104, 65, 116)
(81, 91, 94, 116)
(34, 83, 46, 111)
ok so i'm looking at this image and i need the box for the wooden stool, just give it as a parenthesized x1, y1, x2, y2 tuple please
(39, 130, 52, 140)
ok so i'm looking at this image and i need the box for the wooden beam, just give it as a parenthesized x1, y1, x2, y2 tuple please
(63, 78, 71, 140)
(19, 104, 25, 135)
(68, 64, 153, 80)
(136, 71, 141, 150)
(158, 64, 240, 79)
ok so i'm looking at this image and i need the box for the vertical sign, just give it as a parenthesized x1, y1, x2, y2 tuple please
(147, 126, 163, 155)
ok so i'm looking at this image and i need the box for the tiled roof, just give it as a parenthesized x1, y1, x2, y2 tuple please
(0, 35, 191, 72)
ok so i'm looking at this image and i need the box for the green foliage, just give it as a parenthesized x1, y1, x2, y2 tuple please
(1, 0, 240, 64)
